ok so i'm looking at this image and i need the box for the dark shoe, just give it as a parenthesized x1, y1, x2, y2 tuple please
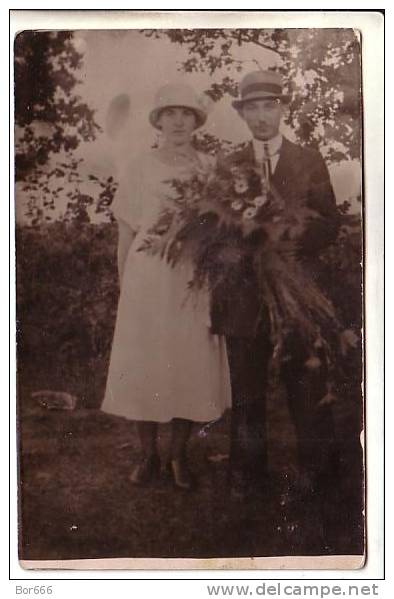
(167, 457, 195, 491)
(130, 454, 160, 485)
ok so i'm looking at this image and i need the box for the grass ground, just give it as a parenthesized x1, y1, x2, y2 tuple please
(18, 379, 364, 562)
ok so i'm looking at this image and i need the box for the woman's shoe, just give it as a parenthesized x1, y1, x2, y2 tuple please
(167, 457, 195, 491)
(130, 454, 160, 485)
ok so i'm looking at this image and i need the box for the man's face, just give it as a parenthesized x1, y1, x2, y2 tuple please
(239, 98, 283, 141)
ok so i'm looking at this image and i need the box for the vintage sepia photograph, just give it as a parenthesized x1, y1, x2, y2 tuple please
(15, 19, 366, 567)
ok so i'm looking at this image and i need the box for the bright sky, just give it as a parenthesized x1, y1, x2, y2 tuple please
(15, 30, 361, 223)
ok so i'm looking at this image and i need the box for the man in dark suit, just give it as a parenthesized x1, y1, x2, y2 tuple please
(211, 70, 340, 499)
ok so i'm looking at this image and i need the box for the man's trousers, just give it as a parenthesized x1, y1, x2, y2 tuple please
(226, 327, 337, 489)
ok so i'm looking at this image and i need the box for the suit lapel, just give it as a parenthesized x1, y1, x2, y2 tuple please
(271, 137, 291, 187)
(271, 137, 301, 202)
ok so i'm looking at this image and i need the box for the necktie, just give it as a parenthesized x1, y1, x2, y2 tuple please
(262, 142, 272, 182)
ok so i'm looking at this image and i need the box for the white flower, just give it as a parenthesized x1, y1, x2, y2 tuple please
(234, 179, 249, 194)
(253, 195, 269, 208)
(242, 206, 258, 221)
(231, 199, 244, 212)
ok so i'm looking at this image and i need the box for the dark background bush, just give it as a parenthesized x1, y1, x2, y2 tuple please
(16, 221, 119, 408)
(16, 206, 362, 411)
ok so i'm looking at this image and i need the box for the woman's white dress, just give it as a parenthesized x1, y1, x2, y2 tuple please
(101, 150, 231, 423)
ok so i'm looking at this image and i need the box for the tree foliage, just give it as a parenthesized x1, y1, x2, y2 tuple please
(20, 156, 118, 227)
(14, 31, 119, 225)
(14, 31, 100, 182)
(143, 28, 361, 163)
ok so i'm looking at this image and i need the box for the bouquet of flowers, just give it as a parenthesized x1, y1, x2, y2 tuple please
(139, 153, 351, 390)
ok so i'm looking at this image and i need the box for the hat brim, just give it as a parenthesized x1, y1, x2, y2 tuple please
(149, 105, 207, 130)
(232, 93, 291, 110)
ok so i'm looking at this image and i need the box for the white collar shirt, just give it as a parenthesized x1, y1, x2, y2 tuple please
(252, 134, 283, 173)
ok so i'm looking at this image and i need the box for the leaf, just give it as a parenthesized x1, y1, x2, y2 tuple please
(142, 29, 361, 162)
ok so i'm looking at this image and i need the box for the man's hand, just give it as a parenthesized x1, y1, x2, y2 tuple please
(339, 328, 360, 356)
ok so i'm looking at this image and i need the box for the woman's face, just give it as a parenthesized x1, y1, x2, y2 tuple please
(157, 106, 197, 145)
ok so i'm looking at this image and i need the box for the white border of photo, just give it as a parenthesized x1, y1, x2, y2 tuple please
(7, 5, 384, 584)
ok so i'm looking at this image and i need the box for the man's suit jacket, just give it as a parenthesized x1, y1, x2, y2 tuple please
(210, 137, 339, 338)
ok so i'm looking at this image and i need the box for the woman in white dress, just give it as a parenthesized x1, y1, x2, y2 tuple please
(102, 83, 231, 490)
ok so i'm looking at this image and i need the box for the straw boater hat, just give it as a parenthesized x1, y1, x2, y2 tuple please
(149, 83, 208, 130)
(232, 70, 291, 110)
